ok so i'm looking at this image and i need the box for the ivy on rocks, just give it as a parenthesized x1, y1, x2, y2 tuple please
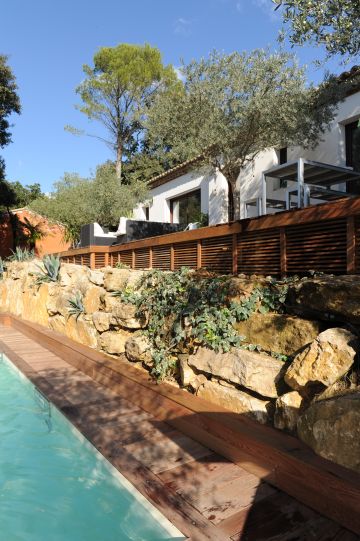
(116, 268, 289, 380)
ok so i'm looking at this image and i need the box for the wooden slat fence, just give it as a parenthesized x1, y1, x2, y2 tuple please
(58, 198, 360, 275)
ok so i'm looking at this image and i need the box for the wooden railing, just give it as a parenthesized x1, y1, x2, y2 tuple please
(58, 198, 360, 275)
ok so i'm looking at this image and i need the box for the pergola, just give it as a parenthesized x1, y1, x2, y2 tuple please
(260, 158, 360, 215)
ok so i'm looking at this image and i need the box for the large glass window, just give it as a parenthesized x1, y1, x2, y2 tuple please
(170, 190, 201, 225)
(346, 120, 360, 193)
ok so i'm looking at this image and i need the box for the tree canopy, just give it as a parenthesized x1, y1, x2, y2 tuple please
(147, 49, 345, 218)
(30, 163, 148, 243)
(0, 55, 21, 181)
(274, 0, 360, 61)
(66, 43, 178, 182)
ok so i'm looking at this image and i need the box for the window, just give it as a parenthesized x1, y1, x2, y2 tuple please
(144, 207, 150, 221)
(170, 190, 201, 225)
(346, 120, 360, 193)
(279, 147, 287, 165)
(276, 147, 288, 189)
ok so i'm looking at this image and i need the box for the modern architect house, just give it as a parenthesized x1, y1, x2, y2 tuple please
(133, 66, 360, 226)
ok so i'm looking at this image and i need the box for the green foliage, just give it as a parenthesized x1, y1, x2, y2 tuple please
(115, 261, 130, 269)
(68, 292, 85, 320)
(117, 268, 289, 380)
(0, 55, 21, 181)
(34, 255, 61, 284)
(30, 164, 148, 243)
(20, 217, 46, 249)
(0, 179, 17, 210)
(274, 0, 360, 61)
(0, 257, 4, 279)
(147, 49, 345, 217)
(8, 246, 35, 262)
(66, 43, 178, 181)
(6, 181, 43, 208)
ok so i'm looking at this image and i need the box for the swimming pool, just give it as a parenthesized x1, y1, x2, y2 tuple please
(0, 353, 185, 541)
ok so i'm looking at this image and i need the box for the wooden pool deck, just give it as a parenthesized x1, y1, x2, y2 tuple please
(0, 318, 359, 540)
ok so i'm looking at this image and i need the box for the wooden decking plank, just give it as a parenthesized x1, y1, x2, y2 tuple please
(225, 490, 339, 540)
(124, 431, 212, 474)
(1, 319, 359, 540)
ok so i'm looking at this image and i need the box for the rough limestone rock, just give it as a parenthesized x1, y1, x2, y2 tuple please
(45, 283, 62, 315)
(297, 392, 360, 472)
(100, 330, 129, 355)
(49, 314, 66, 334)
(227, 276, 263, 302)
(64, 315, 98, 348)
(108, 299, 146, 329)
(188, 347, 286, 398)
(83, 286, 105, 314)
(92, 311, 112, 333)
(4, 279, 24, 316)
(234, 313, 322, 356)
(274, 391, 303, 433)
(125, 334, 152, 363)
(0, 281, 9, 312)
(179, 356, 207, 390)
(22, 283, 51, 326)
(103, 268, 146, 292)
(285, 328, 358, 392)
(288, 275, 360, 323)
(89, 269, 104, 287)
(55, 290, 78, 318)
(59, 264, 90, 288)
(6, 260, 41, 281)
(197, 381, 269, 424)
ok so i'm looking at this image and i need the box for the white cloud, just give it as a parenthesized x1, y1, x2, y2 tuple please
(253, 0, 280, 22)
(174, 17, 193, 36)
(235, 0, 280, 22)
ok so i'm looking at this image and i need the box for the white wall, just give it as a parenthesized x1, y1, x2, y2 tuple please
(239, 90, 360, 218)
(133, 90, 360, 224)
(133, 167, 229, 226)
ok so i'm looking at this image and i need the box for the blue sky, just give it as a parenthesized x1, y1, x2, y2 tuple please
(1, 0, 345, 192)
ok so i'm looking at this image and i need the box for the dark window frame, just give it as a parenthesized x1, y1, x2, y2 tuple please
(169, 189, 201, 224)
(345, 120, 360, 193)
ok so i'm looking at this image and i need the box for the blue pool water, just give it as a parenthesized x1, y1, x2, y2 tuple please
(0, 354, 185, 541)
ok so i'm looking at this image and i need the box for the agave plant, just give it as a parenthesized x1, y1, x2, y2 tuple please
(34, 255, 61, 284)
(68, 292, 84, 320)
(9, 246, 35, 262)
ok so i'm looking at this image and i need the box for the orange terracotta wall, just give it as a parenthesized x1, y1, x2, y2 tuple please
(0, 209, 71, 258)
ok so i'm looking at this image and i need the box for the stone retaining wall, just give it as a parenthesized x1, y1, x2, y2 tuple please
(1, 260, 359, 472)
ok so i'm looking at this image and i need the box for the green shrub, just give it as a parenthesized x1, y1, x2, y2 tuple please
(68, 292, 84, 319)
(8, 247, 35, 262)
(34, 255, 61, 284)
(116, 268, 289, 380)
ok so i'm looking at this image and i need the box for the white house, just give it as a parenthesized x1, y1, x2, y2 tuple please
(134, 66, 360, 226)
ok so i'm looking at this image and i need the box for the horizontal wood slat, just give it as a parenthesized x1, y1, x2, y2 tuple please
(174, 241, 197, 270)
(58, 199, 360, 275)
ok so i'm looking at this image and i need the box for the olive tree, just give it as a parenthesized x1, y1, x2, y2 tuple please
(147, 49, 345, 219)
(30, 163, 148, 243)
(273, 0, 360, 62)
(66, 43, 178, 182)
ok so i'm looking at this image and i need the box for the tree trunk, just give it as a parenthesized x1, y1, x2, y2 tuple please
(116, 143, 122, 183)
(224, 176, 240, 222)
(7, 207, 18, 251)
